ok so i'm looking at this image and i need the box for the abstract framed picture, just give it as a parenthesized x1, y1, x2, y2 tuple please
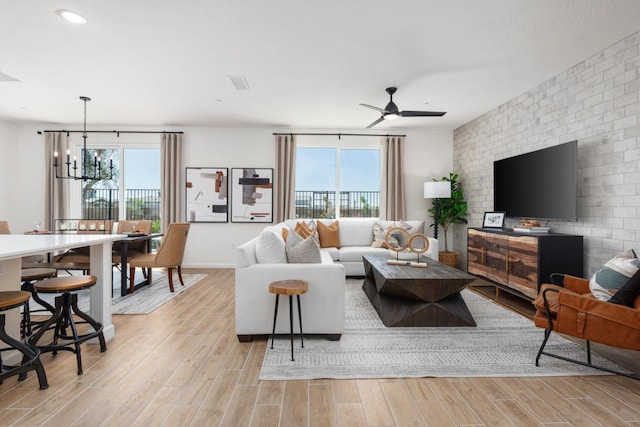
(482, 211, 506, 229)
(185, 167, 228, 222)
(230, 168, 273, 223)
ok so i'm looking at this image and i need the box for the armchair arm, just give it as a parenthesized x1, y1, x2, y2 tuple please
(549, 273, 590, 294)
(555, 290, 640, 351)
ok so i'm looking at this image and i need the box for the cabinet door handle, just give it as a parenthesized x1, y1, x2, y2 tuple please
(506, 255, 509, 272)
(481, 247, 485, 264)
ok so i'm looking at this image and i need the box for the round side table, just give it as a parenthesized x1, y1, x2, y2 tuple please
(268, 280, 309, 361)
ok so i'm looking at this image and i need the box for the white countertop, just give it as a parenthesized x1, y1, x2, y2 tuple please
(0, 234, 123, 260)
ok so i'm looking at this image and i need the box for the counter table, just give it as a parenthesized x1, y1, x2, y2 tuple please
(0, 234, 122, 343)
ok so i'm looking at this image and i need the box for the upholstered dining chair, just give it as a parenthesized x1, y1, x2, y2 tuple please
(112, 220, 153, 262)
(128, 223, 190, 293)
(1, 221, 47, 264)
(52, 220, 114, 264)
(0, 221, 11, 234)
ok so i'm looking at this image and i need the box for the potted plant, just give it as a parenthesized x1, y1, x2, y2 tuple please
(427, 172, 468, 267)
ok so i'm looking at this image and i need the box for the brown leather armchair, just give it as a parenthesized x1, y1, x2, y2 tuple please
(533, 273, 640, 379)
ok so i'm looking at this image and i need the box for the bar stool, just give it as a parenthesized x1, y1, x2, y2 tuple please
(0, 291, 48, 389)
(26, 275, 107, 375)
(20, 267, 57, 337)
(269, 280, 308, 361)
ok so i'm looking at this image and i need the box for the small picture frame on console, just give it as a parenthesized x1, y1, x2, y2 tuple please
(482, 211, 505, 229)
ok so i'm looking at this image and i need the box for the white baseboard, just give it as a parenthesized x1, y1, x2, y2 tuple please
(182, 263, 234, 269)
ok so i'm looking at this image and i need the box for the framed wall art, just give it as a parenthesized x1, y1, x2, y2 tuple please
(230, 168, 273, 223)
(185, 167, 228, 222)
(482, 211, 506, 229)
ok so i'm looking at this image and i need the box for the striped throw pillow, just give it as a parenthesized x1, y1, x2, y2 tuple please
(589, 249, 640, 301)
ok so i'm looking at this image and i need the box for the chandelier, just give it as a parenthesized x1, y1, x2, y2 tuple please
(53, 96, 114, 181)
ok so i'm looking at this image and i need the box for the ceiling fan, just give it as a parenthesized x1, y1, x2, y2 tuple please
(360, 87, 446, 128)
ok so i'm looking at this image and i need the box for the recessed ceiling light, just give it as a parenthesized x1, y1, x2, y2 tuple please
(55, 9, 87, 24)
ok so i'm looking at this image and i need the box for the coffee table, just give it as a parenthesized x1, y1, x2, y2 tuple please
(362, 255, 477, 327)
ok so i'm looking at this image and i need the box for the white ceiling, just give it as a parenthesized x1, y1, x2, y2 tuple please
(1, 0, 639, 130)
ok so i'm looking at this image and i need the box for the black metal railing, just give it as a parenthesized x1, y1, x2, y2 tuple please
(295, 191, 380, 218)
(82, 189, 161, 223)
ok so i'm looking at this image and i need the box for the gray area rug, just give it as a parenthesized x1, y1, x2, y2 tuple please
(259, 279, 623, 380)
(30, 271, 206, 315)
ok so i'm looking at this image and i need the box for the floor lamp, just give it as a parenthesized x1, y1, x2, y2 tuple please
(424, 181, 451, 240)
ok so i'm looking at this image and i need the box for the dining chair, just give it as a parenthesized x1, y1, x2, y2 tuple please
(52, 220, 114, 264)
(1, 221, 47, 264)
(128, 223, 190, 293)
(112, 220, 153, 261)
(0, 221, 11, 234)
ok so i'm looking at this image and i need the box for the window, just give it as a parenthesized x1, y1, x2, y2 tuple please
(295, 144, 381, 219)
(75, 145, 161, 227)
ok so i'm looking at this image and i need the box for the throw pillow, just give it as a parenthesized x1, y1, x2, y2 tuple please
(608, 268, 640, 306)
(589, 249, 640, 301)
(294, 220, 319, 243)
(317, 220, 340, 248)
(396, 220, 416, 247)
(255, 230, 287, 264)
(282, 228, 289, 242)
(371, 222, 399, 248)
(285, 231, 321, 263)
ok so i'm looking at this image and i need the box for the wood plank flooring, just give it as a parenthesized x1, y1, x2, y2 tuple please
(1, 268, 639, 426)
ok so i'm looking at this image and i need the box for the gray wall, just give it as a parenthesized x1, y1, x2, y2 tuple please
(454, 30, 640, 277)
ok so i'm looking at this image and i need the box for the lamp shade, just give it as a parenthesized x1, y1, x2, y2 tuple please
(424, 181, 451, 199)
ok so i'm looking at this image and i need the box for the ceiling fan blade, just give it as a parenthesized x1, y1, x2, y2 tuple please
(366, 116, 385, 129)
(360, 103, 387, 113)
(400, 110, 447, 117)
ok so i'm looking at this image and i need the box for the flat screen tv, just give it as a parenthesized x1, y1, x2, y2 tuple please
(493, 140, 578, 221)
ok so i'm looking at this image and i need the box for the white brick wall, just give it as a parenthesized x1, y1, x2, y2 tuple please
(454, 30, 640, 278)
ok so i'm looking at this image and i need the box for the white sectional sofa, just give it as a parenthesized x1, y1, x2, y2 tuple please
(235, 218, 438, 342)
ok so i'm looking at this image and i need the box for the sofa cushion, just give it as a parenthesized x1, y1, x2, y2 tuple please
(339, 219, 375, 247)
(255, 230, 287, 264)
(318, 220, 341, 248)
(339, 246, 389, 262)
(286, 230, 321, 263)
(589, 249, 640, 301)
(321, 247, 340, 261)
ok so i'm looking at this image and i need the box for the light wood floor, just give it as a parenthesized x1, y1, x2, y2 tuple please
(1, 268, 639, 426)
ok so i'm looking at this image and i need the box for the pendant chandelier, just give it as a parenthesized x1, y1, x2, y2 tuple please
(53, 96, 114, 181)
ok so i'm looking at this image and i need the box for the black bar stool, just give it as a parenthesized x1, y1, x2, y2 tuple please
(0, 291, 48, 389)
(26, 275, 107, 375)
(269, 280, 308, 361)
(20, 267, 57, 337)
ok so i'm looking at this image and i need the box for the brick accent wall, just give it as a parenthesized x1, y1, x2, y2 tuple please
(454, 30, 639, 278)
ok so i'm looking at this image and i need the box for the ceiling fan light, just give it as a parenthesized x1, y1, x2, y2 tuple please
(384, 113, 400, 120)
(55, 9, 87, 24)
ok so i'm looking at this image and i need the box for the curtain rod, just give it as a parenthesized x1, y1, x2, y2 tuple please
(37, 130, 183, 136)
(272, 132, 406, 138)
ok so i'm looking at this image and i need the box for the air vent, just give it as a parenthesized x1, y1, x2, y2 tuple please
(228, 76, 250, 91)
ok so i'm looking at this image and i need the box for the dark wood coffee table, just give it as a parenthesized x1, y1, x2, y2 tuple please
(362, 255, 477, 327)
